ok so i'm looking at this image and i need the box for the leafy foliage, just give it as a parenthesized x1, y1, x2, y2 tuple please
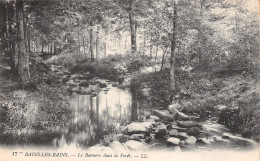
(3, 85, 71, 134)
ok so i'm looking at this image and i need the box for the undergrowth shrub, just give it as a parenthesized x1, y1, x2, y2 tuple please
(3, 85, 71, 135)
(238, 92, 260, 139)
(5, 100, 39, 133)
(127, 60, 146, 73)
(130, 69, 171, 107)
(45, 52, 85, 66)
(96, 64, 122, 81)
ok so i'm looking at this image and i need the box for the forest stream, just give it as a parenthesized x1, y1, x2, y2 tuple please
(50, 65, 146, 148)
(48, 65, 257, 151)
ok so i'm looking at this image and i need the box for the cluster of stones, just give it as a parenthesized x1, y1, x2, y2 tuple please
(93, 102, 257, 152)
(92, 103, 214, 152)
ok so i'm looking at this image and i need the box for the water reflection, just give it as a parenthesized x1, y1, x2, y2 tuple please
(62, 81, 133, 147)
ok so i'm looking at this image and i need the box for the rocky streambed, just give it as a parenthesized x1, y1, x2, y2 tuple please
(49, 65, 258, 152)
(87, 107, 257, 152)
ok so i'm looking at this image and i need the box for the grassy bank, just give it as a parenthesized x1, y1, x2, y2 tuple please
(45, 52, 152, 81)
(0, 66, 71, 144)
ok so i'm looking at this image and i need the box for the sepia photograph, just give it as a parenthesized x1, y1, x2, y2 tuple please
(0, 0, 259, 161)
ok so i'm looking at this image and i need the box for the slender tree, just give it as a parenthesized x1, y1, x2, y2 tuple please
(170, 0, 178, 96)
(129, 0, 137, 56)
(90, 24, 94, 61)
(16, 0, 30, 83)
(96, 25, 100, 64)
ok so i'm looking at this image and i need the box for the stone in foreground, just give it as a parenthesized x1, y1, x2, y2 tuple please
(178, 132, 189, 140)
(149, 115, 160, 122)
(169, 129, 179, 137)
(124, 140, 147, 151)
(127, 122, 149, 134)
(167, 137, 180, 146)
(185, 136, 197, 145)
(153, 123, 167, 137)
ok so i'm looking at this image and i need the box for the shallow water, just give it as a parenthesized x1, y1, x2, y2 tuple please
(59, 79, 134, 147)
(50, 63, 149, 148)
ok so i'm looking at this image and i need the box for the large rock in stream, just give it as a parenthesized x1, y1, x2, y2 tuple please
(169, 129, 179, 137)
(153, 123, 167, 137)
(178, 132, 189, 140)
(167, 137, 180, 146)
(185, 136, 197, 145)
(152, 110, 173, 121)
(197, 138, 211, 145)
(168, 103, 199, 121)
(126, 122, 154, 134)
(187, 127, 200, 136)
(149, 115, 160, 122)
(124, 140, 147, 151)
(129, 134, 145, 141)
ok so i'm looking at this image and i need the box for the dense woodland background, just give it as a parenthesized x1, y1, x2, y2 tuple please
(1, 0, 259, 83)
(0, 0, 259, 148)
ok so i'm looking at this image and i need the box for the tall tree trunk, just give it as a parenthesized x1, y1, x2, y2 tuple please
(78, 20, 80, 53)
(131, 92, 138, 121)
(0, 2, 8, 64)
(22, 9, 29, 54)
(27, 26, 30, 53)
(0, 2, 5, 64)
(143, 32, 146, 56)
(54, 42, 56, 54)
(90, 25, 94, 62)
(96, 25, 99, 64)
(42, 44, 44, 53)
(50, 41, 53, 54)
(198, 0, 205, 69)
(35, 37, 38, 52)
(96, 95, 99, 123)
(150, 32, 153, 59)
(170, 0, 178, 96)
(16, 0, 30, 83)
(83, 36, 86, 59)
(161, 46, 168, 71)
(13, 3, 18, 73)
(104, 36, 107, 57)
(154, 42, 159, 72)
(129, 0, 137, 56)
(7, 3, 18, 73)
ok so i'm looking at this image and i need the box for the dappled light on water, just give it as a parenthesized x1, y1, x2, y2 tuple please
(58, 79, 133, 147)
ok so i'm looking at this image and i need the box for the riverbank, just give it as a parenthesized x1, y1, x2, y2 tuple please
(48, 56, 259, 151)
(1, 54, 259, 151)
(90, 85, 259, 152)
(51, 53, 260, 143)
(0, 64, 71, 145)
(129, 69, 260, 141)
